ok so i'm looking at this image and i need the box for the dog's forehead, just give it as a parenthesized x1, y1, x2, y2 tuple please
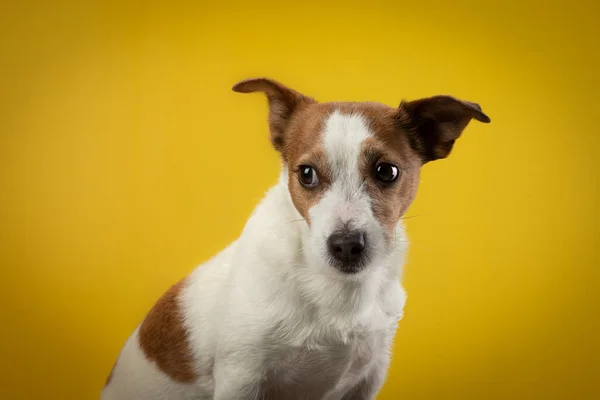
(288, 102, 401, 166)
(322, 109, 372, 169)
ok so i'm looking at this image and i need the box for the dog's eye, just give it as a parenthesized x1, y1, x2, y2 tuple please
(298, 165, 319, 188)
(375, 162, 399, 183)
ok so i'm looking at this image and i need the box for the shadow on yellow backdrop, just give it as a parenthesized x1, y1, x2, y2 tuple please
(1, 0, 598, 398)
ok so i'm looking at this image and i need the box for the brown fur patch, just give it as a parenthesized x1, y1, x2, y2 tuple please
(283, 103, 336, 224)
(351, 103, 423, 235)
(283, 101, 423, 235)
(233, 78, 489, 232)
(138, 278, 197, 383)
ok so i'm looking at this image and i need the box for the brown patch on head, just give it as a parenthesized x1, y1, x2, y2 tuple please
(281, 101, 421, 232)
(138, 278, 197, 383)
(233, 77, 490, 233)
(283, 102, 340, 224)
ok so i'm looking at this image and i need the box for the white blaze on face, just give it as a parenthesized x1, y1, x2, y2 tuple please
(308, 110, 377, 242)
(322, 110, 372, 181)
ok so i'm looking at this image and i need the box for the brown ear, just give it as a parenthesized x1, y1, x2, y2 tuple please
(398, 95, 491, 163)
(232, 78, 315, 151)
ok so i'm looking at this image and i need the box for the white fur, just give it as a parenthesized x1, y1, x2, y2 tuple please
(307, 111, 389, 283)
(102, 111, 408, 400)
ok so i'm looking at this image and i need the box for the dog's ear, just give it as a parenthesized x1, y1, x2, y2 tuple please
(398, 95, 491, 163)
(233, 78, 315, 151)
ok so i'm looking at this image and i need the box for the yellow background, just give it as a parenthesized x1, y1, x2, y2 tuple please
(1, 1, 598, 399)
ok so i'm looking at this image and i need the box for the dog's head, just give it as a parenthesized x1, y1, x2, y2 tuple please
(234, 78, 490, 275)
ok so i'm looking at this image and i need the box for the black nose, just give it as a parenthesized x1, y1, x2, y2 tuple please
(327, 230, 366, 265)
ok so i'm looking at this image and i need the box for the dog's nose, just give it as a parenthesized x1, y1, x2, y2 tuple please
(327, 230, 366, 264)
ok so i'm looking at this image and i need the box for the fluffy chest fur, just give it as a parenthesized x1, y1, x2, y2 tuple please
(253, 280, 403, 399)
(264, 335, 382, 398)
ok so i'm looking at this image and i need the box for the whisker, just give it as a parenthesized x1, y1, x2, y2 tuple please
(285, 218, 307, 224)
(400, 213, 427, 220)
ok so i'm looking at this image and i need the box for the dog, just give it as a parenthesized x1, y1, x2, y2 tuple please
(101, 77, 490, 400)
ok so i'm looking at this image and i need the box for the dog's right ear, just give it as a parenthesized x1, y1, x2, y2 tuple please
(233, 78, 315, 151)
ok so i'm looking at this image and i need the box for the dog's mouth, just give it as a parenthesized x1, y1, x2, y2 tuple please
(328, 256, 370, 274)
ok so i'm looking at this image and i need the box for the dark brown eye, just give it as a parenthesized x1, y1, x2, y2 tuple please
(298, 165, 319, 188)
(375, 162, 399, 183)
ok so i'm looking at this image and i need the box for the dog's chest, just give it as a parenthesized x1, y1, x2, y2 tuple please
(262, 324, 386, 399)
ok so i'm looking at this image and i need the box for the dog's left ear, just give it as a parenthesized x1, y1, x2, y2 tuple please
(233, 78, 315, 152)
(398, 95, 491, 163)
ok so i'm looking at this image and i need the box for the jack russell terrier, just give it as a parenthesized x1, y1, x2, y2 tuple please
(102, 77, 490, 400)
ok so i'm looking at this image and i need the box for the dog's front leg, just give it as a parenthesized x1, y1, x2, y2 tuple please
(342, 357, 391, 400)
(213, 358, 264, 400)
